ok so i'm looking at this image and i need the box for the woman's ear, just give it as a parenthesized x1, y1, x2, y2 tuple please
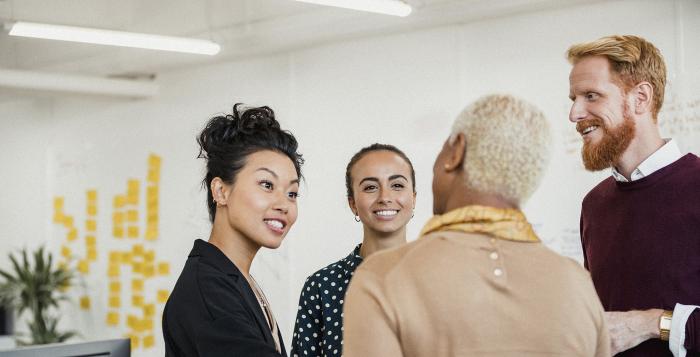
(210, 177, 229, 206)
(347, 196, 358, 216)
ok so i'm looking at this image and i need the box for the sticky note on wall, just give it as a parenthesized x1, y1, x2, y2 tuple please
(109, 296, 121, 308)
(157, 290, 169, 304)
(158, 262, 170, 275)
(106, 312, 119, 326)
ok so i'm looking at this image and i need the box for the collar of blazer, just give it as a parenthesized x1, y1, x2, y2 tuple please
(189, 239, 278, 348)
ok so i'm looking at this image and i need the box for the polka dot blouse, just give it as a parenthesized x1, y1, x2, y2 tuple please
(291, 244, 363, 357)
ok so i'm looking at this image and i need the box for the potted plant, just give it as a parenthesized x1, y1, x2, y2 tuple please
(0, 246, 77, 345)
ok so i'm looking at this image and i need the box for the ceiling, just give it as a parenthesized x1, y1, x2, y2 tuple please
(0, 0, 599, 98)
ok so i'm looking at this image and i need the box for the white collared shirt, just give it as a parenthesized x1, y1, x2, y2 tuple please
(611, 139, 682, 182)
(610, 138, 697, 356)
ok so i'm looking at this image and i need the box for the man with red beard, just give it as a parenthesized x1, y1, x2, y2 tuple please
(568, 35, 700, 357)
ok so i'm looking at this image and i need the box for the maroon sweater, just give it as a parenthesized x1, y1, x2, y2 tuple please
(581, 153, 700, 356)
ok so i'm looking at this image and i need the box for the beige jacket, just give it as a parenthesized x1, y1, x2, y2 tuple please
(343, 231, 610, 357)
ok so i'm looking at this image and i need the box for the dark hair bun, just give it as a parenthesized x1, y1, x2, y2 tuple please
(197, 104, 281, 160)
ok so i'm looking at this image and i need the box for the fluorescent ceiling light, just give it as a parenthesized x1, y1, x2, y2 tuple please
(0, 68, 159, 98)
(294, 0, 412, 17)
(7, 21, 221, 55)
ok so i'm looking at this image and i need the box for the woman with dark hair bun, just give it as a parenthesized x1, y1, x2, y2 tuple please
(163, 104, 303, 357)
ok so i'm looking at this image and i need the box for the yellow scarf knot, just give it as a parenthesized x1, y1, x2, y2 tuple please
(420, 205, 539, 242)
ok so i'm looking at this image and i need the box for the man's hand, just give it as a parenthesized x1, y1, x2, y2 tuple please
(606, 309, 663, 355)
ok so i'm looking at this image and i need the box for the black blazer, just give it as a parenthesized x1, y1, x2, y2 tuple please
(163, 239, 286, 357)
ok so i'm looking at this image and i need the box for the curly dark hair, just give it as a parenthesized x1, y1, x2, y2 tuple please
(345, 143, 415, 199)
(197, 103, 304, 222)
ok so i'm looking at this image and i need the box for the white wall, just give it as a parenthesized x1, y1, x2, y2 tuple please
(1, 0, 698, 355)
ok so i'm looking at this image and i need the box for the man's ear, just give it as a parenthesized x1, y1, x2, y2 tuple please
(444, 133, 466, 172)
(348, 196, 358, 216)
(210, 177, 229, 206)
(632, 81, 654, 116)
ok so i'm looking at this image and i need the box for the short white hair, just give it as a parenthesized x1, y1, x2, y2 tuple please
(450, 94, 551, 205)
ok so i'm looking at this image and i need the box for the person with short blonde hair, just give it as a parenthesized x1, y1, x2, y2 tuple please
(343, 94, 609, 357)
(449, 94, 551, 206)
(568, 34, 700, 356)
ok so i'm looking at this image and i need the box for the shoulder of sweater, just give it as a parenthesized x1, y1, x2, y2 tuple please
(354, 233, 443, 279)
(582, 176, 616, 202)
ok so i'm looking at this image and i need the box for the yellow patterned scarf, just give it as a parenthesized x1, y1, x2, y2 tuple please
(420, 205, 539, 242)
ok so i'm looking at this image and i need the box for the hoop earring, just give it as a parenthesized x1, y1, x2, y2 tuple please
(354, 215, 361, 222)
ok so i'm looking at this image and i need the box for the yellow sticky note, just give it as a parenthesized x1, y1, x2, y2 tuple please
(106, 312, 119, 326)
(146, 211, 159, 223)
(80, 296, 90, 310)
(114, 195, 126, 208)
(144, 250, 154, 262)
(158, 262, 170, 275)
(127, 226, 139, 238)
(145, 229, 157, 241)
(133, 244, 144, 255)
(127, 210, 138, 222)
(53, 212, 64, 224)
(61, 246, 71, 259)
(128, 179, 139, 193)
(132, 279, 143, 292)
(86, 235, 96, 246)
(127, 315, 138, 329)
(143, 334, 154, 348)
(127, 193, 139, 206)
(147, 186, 158, 200)
(122, 252, 133, 264)
(113, 212, 125, 225)
(109, 296, 121, 308)
(54, 197, 65, 210)
(132, 295, 144, 307)
(130, 335, 140, 349)
(157, 290, 169, 304)
(63, 216, 74, 227)
(86, 190, 97, 201)
(87, 204, 97, 216)
(143, 304, 155, 318)
(149, 154, 161, 168)
(67, 228, 78, 242)
(143, 318, 153, 331)
(143, 264, 155, 278)
(108, 264, 120, 277)
(147, 169, 160, 183)
(78, 260, 89, 274)
(85, 219, 97, 232)
(109, 251, 121, 263)
(109, 281, 121, 293)
(113, 226, 124, 238)
(132, 262, 143, 275)
(87, 248, 97, 261)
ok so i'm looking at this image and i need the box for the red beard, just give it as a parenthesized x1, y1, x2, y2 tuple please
(577, 109, 636, 171)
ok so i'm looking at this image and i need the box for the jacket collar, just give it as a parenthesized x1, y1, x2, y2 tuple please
(189, 239, 281, 351)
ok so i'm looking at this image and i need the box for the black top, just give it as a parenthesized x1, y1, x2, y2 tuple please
(290, 244, 363, 357)
(163, 239, 286, 357)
